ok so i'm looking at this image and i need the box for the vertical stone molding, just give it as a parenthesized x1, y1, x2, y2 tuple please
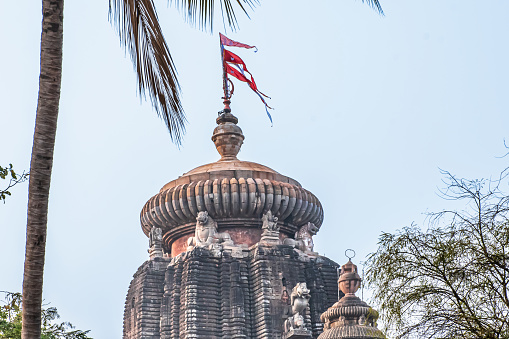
(124, 245, 340, 338)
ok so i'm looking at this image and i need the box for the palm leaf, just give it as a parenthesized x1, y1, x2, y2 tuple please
(363, 0, 384, 15)
(170, 0, 258, 31)
(109, 0, 382, 145)
(110, 0, 187, 145)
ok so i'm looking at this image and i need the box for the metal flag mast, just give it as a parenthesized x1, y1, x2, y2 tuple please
(220, 40, 233, 113)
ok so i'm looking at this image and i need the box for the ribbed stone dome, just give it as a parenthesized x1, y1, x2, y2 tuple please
(140, 111, 324, 255)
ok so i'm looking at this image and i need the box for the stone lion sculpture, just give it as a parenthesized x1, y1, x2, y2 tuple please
(284, 282, 311, 333)
(283, 222, 319, 253)
(187, 211, 233, 250)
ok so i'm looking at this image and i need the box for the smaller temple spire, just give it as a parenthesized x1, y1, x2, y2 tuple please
(318, 258, 386, 339)
(212, 109, 245, 161)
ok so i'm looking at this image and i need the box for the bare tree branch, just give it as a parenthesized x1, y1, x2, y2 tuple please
(366, 168, 509, 339)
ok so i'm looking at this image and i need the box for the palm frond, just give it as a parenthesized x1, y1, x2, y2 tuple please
(109, 0, 187, 145)
(170, 0, 258, 31)
(362, 0, 384, 15)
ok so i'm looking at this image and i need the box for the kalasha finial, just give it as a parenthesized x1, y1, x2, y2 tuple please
(212, 108, 244, 161)
(338, 259, 361, 296)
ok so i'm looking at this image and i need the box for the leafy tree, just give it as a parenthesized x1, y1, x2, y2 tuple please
(22, 1, 383, 338)
(0, 165, 29, 203)
(1, 292, 91, 339)
(366, 169, 509, 339)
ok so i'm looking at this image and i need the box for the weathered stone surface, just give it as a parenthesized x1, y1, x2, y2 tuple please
(124, 245, 339, 339)
(124, 258, 168, 339)
(283, 329, 313, 339)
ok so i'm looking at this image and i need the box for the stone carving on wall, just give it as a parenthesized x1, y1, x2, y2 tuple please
(283, 282, 312, 339)
(187, 211, 234, 251)
(148, 226, 164, 259)
(259, 210, 281, 246)
(262, 210, 279, 232)
(283, 222, 319, 255)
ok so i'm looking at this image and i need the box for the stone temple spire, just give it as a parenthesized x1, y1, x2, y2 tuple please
(318, 259, 386, 339)
(127, 105, 332, 339)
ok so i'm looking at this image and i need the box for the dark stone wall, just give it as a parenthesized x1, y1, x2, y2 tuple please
(124, 246, 339, 339)
(124, 259, 168, 339)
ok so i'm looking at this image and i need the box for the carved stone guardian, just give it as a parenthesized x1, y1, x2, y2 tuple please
(148, 226, 164, 259)
(283, 222, 319, 255)
(259, 210, 281, 245)
(283, 282, 312, 339)
(187, 211, 234, 251)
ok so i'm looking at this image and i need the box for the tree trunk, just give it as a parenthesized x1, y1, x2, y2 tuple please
(22, 1, 64, 338)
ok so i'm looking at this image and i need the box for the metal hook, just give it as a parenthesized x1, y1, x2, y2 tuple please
(345, 249, 356, 260)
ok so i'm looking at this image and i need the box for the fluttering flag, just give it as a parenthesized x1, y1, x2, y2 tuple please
(223, 49, 247, 70)
(225, 63, 257, 93)
(220, 33, 272, 124)
(220, 33, 258, 51)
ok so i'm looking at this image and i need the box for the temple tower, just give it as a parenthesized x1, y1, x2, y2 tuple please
(123, 111, 342, 339)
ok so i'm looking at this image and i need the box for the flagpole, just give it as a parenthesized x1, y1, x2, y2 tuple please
(220, 34, 231, 113)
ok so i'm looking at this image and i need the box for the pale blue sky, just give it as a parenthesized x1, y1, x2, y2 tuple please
(1, 1, 508, 337)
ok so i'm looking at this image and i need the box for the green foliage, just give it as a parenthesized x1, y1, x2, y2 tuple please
(0, 164, 29, 203)
(366, 169, 509, 339)
(0, 292, 22, 338)
(0, 292, 91, 339)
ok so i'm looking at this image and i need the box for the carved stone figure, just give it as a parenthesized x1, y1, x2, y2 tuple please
(187, 211, 233, 251)
(283, 282, 311, 335)
(283, 222, 319, 254)
(290, 282, 311, 317)
(148, 226, 163, 259)
(323, 317, 331, 330)
(259, 210, 281, 245)
(262, 210, 279, 232)
(359, 314, 366, 326)
(149, 227, 162, 248)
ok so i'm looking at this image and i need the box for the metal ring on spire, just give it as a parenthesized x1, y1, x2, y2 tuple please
(228, 78, 235, 97)
(345, 249, 356, 261)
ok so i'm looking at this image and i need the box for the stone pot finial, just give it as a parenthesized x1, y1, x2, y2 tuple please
(338, 260, 361, 295)
(212, 111, 245, 161)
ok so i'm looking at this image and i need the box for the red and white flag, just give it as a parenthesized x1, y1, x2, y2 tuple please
(220, 33, 272, 124)
(220, 33, 257, 51)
